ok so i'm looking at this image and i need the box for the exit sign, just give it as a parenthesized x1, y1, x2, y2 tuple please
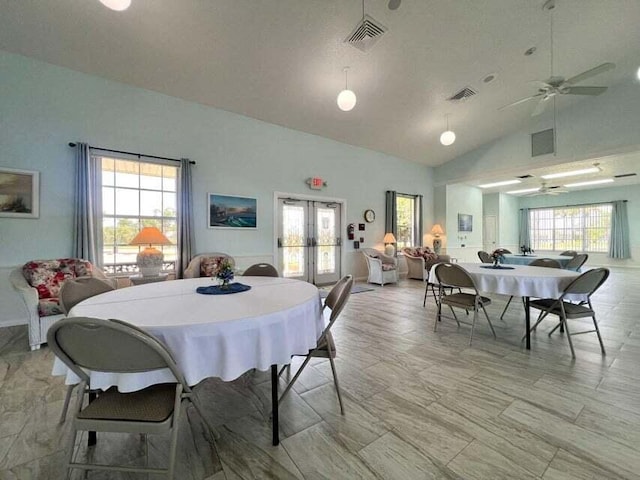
(306, 177, 327, 190)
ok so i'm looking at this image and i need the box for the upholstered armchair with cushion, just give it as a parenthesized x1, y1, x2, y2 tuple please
(361, 248, 398, 286)
(183, 253, 235, 278)
(9, 258, 114, 350)
(402, 246, 451, 281)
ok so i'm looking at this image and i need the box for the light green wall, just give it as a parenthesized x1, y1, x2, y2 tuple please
(499, 193, 520, 247)
(442, 184, 483, 262)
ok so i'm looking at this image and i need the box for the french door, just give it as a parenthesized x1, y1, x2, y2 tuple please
(277, 197, 342, 285)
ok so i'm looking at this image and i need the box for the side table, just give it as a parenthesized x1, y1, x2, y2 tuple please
(129, 273, 169, 285)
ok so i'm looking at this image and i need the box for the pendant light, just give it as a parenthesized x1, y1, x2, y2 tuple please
(99, 0, 131, 11)
(439, 114, 456, 146)
(337, 67, 357, 112)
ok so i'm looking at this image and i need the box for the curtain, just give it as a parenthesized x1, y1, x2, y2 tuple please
(176, 158, 195, 278)
(415, 195, 423, 247)
(72, 143, 101, 265)
(609, 200, 630, 259)
(519, 208, 531, 248)
(385, 190, 397, 237)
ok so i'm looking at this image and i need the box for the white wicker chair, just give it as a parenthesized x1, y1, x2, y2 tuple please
(361, 248, 397, 286)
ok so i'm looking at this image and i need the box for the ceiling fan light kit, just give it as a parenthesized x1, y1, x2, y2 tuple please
(99, 0, 131, 11)
(337, 67, 357, 112)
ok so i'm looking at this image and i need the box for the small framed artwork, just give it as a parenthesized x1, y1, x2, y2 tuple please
(353, 241, 360, 249)
(208, 193, 257, 229)
(358, 223, 365, 231)
(458, 213, 473, 232)
(359, 237, 364, 243)
(0, 167, 39, 219)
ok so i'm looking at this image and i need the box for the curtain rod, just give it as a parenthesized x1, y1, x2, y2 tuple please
(520, 200, 626, 210)
(68, 143, 196, 165)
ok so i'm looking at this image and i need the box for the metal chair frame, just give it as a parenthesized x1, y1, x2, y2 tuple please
(242, 263, 279, 277)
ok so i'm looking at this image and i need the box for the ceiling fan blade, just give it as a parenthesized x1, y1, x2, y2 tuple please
(498, 93, 543, 111)
(565, 62, 615, 85)
(564, 86, 608, 96)
(531, 96, 550, 116)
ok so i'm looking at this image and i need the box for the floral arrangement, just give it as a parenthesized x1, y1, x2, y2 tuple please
(520, 245, 534, 255)
(215, 258, 235, 288)
(490, 250, 504, 266)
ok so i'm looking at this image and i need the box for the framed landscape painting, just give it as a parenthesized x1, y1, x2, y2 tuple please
(0, 167, 39, 219)
(458, 213, 473, 232)
(208, 193, 257, 229)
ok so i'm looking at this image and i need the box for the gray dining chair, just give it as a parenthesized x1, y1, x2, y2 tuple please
(243, 263, 279, 277)
(57, 277, 116, 424)
(477, 251, 492, 263)
(500, 257, 562, 320)
(433, 263, 496, 345)
(566, 253, 588, 271)
(526, 268, 610, 357)
(560, 250, 578, 257)
(279, 274, 353, 414)
(47, 317, 207, 479)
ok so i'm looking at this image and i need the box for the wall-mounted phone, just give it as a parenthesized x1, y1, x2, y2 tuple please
(347, 223, 355, 240)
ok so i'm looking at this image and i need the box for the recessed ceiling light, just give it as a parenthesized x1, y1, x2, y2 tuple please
(99, 0, 131, 11)
(541, 166, 600, 179)
(478, 180, 521, 189)
(505, 187, 540, 195)
(564, 179, 614, 188)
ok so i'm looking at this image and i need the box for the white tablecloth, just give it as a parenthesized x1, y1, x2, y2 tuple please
(501, 254, 573, 268)
(428, 263, 580, 299)
(52, 276, 323, 392)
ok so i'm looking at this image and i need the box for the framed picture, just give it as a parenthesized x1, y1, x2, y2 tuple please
(458, 213, 473, 232)
(0, 167, 39, 219)
(208, 193, 257, 229)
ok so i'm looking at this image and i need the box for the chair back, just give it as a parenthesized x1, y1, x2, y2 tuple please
(477, 251, 491, 263)
(566, 253, 588, 270)
(59, 277, 115, 314)
(495, 248, 512, 254)
(47, 317, 190, 391)
(243, 263, 279, 277)
(324, 275, 354, 327)
(529, 258, 562, 269)
(434, 263, 476, 290)
(560, 250, 577, 257)
(563, 268, 609, 297)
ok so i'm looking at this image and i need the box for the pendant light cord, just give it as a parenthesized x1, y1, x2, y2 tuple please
(549, 11, 554, 78)
(344, 67, 349, 90)
(362, 0, 365, 20)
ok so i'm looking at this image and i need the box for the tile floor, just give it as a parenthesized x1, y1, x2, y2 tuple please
(1, 267, 639, 479)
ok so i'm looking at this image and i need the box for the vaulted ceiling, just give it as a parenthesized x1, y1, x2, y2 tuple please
(1, 0, 639, 166)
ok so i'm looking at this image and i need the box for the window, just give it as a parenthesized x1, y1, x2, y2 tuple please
(529, 204, 612, 252)
(396, 194, 416, 248)
(100, 156, 178, 274)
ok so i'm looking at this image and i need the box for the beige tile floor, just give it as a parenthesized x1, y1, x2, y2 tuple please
(1, 267, 639, 479)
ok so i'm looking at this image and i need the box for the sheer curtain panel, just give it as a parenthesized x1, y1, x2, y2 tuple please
(608, 200, 630, 259)
(72, 143, 101, 265)
(519, 208, 531, 248)
(177, 158, 195, 278)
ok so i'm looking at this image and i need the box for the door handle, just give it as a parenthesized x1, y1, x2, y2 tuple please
(311, 237, 317, 247)
(336, 237, 341, 246)
(277, 237, 283, 248)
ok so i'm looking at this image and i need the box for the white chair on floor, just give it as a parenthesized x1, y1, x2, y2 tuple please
(361, 248, 397, 286)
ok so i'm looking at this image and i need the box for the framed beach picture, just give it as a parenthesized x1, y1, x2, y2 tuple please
(458, 213, 473, 232)
(208, 193, 257, 229)
(0, 167, 39, 219)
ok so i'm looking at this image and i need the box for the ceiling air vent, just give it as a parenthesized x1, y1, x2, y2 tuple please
(345, 15, 387, 52)
(614, 173, 637, 178)
(447, 86, 477, 102)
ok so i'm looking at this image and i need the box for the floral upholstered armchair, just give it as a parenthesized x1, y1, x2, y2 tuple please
(9, 258, 114, 350)
(183, 253, 236, 278)
(402, 246, 451, 281)
(361, 248, 398, 286)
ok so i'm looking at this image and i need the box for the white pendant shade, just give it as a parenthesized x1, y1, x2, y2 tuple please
(337, 89, 357, 111)
(99, 0, 131, 11)
(440, 130, 456, 146)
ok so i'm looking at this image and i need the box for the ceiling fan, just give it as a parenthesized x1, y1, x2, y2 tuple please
(526, 181, 568, 196)
(499, 0, 615, 117)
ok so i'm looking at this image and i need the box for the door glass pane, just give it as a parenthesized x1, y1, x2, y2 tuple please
(282, 204, 306, 278)
(316, 207, 336, 274)
(283, 247, 305, 278)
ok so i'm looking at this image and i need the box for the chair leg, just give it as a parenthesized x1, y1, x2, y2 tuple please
(469, 308, 478, 345)
(328, 354, 345, 415)
(499, 296, 514, 320)
(59, 384, 75, 424)
(592, 315, 606, 355)
(167, 398, 182, 480)
(562, 318, 576, 358)
(481, 305, 497, 339)
(279, 355, 312, 403)
(448, 306, 461, 327)
(423, 282, 429, 307)
(435, 290, 443, 332)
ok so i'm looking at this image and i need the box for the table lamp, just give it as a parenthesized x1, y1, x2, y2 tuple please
(431, 224, 444, 254)
(383, 232, 397, 256)
(129, 226, 172, 277)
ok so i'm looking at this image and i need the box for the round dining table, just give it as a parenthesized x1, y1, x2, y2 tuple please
(53, 275, 324, 445)
(429, 263, 581, 349)
(501, 253, 574, 268)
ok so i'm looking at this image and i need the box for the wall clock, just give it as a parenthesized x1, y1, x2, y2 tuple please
(364, 209, 375, 223)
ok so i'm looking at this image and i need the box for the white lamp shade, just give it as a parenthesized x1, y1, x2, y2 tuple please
(99, 0, 131, 11)
(440, 130, 456, 146)
(337, 89, 357, 111)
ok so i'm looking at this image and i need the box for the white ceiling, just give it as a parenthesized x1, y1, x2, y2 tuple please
(1, 0, 640, 166)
